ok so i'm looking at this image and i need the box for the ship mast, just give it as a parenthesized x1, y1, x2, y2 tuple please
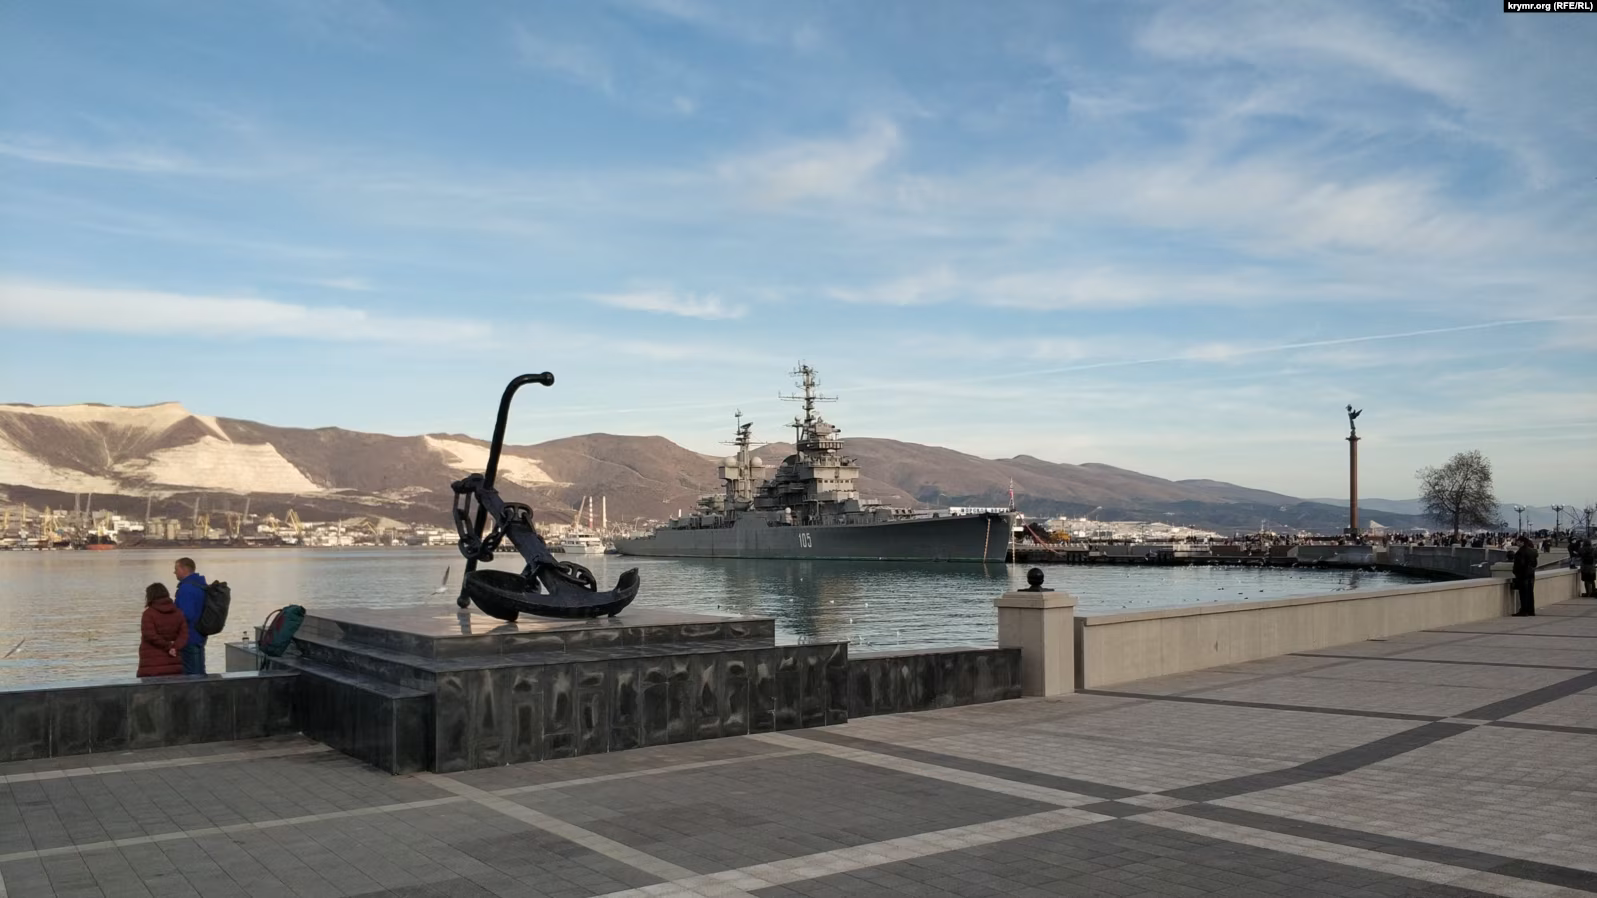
(717, 410, 762, 508)
(779, 363, 837, 457)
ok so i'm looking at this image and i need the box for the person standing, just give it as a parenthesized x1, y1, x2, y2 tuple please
(1580, 539, 1596, 599)
(173, 557, 208, 674)
(137, 583, 188, 677)
(1511, 536, 1538, 617)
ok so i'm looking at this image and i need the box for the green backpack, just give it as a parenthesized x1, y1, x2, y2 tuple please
(259, 605, 306, 658)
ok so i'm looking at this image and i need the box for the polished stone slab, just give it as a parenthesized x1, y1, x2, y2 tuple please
(848, 647, 1021, 719)
(271, 656, 432, 774)
(0, 672, 297, 762)
(298, 605, 776, 659)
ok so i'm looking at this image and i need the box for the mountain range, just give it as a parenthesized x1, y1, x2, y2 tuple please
(0, 401, 1440, 534)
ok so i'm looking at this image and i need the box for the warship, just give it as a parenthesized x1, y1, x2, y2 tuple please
(613, 365, 1011, 562)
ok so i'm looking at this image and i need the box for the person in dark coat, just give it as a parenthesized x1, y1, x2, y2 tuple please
(1580, 539, 1596, 598)
(138, 583, 189, 677)
(1511, 536, 1538, 616)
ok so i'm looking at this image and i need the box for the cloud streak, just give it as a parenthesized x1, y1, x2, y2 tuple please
(587, 289, 746, 320)
(0, 281, 488, 343)
(512, 25, 615, 94)
(717, 119, 900, 204)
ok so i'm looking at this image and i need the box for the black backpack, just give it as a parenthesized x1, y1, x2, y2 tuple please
(196, 581, 232, 637)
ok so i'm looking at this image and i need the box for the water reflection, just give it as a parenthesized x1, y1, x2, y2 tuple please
(0, 549, 1430, 686)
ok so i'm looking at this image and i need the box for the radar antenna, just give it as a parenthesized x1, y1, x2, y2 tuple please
(778, 362, 836, 447)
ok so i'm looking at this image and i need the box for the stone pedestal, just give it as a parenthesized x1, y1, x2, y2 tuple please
(994, 591, 1077, 696)
(228, 605, 847, 774)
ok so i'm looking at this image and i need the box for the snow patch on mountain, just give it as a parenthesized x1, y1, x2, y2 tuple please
(424, 436, 555, 485)
(0, 431, 122, 492)
(0, 401, 228, 440)
(121, 436, 322, 493)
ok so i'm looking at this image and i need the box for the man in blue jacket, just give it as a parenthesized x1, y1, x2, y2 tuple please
(173, 557, 208, 674)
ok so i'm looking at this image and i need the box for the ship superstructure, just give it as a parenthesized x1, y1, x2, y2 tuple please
(613, 364, 1009, 562)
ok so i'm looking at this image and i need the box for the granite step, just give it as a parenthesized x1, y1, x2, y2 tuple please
(287, 630, 789, 692)
(245, 647, 432, 774)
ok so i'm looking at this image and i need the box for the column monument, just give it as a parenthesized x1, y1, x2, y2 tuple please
(1346, 405, 1362, 539)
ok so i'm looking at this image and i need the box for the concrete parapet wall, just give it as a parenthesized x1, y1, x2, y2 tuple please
(0, 671, 298, 763)
(1075, 569, 1579, 689)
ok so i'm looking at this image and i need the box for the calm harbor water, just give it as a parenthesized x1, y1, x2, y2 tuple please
(0, 548, 1430, 686)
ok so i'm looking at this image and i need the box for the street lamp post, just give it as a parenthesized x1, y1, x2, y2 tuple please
(1513, 504, 1526, 535)
(1585, 505, 1595, 539)
(1551, 504, 1565, 537)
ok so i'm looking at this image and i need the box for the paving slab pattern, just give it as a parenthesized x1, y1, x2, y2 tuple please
(3, 598, 1594, 897)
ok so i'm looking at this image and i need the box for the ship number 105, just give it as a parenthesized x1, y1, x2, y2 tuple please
(798, 533, 813, 548)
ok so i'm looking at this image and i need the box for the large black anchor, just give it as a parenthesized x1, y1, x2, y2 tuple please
(451, 373, 640, 620)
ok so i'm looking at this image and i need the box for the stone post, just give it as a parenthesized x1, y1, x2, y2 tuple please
(995, 590, 1078, 696)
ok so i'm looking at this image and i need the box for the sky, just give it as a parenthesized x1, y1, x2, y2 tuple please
(1, 0, 1593, 505)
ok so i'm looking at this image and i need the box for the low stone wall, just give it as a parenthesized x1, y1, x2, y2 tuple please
(1382, 545, 1508, 578)
(847, 647, 1021, 718)
(1293, 544, 1511, 579)
(1075, 569, 1579, 689)
(1293, 545, 1377, 566)
(0, 671, 298, 763)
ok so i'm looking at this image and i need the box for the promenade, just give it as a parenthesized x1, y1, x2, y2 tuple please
(2, 598, 1592, 898)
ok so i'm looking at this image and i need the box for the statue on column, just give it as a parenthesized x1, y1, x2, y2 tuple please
(1346, 404, 1362, 438)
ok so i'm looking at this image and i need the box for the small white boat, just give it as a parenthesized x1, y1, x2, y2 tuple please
(559, 532, 607, 555)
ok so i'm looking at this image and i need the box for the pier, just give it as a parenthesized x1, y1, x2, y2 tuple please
(1008, 541, 1557, 582)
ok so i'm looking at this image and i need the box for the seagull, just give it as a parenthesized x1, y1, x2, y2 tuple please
(2, 639, 23, 659)
(431, 566, 452, 595)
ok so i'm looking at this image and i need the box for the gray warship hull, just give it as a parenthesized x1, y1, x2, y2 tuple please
(613, 512, 1010, 562)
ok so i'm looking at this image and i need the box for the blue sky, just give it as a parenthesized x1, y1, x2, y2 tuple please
(1, 0, 1593, 505)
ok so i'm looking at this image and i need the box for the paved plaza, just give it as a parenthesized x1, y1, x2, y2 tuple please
(2, 598, 1593, 898)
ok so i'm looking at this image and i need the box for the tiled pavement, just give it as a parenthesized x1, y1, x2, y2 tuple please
(2, 599, 1593, 897)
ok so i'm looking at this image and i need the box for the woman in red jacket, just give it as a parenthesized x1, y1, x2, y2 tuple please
(138, 583, 189, 677)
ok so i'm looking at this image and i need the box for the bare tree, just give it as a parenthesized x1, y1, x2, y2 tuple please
(1417, 451, 1499, 537)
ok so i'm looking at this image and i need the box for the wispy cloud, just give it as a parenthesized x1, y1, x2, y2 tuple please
(0, 134, 214, 175)
(617, 0, 822, 50)
(1140, 3, 1472, 108)
(832, 265, 1366, 311)
(828, 267, 957, 306)
(512, 25, 615, 95)
(0, 281, 487, 343)
(588, 289, 746, 320)
(303, 276, 374, 292)
(717, 119, 900, 204)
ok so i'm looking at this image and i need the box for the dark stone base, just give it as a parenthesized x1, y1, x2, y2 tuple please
(274, 656, 431, 774)
(230, 606, 850, 774)
(0, 672, 298, 763)
(847, 648, 1023, 719)
(212, 608, 1024, 775)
